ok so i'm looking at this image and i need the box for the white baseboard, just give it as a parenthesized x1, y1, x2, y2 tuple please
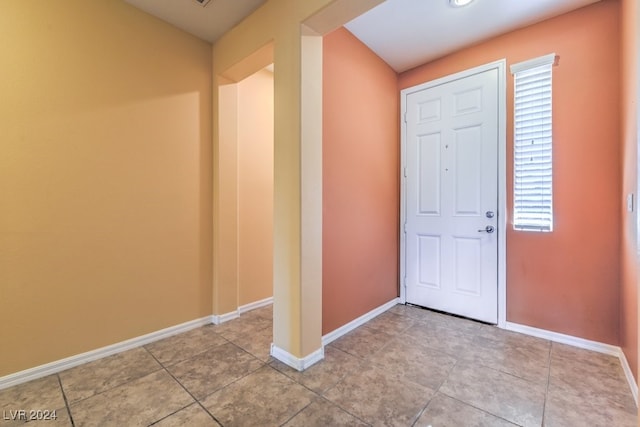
(270, 344, 324, 371)
(211, 310, 239, 325)
(270, 297, 400, 371)
(618, 347, 639, 405)
(0, 316, 214, 391)
(211, 297, 274, 324)
(504, 321, 620, 356)
(505, 321, 638, 406)
(239, 297, 273, 314)
(322, 297, 400, 346)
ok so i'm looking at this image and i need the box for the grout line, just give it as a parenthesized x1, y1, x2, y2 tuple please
(438, 391, 520, 426)
(63, 361, 165, 406)
(146, 349, 224, 427)
(278, 400, 314, 426)
(540, 342, 553, 425)
(56, 374, 76, 427)
(266, 357, 370, 425)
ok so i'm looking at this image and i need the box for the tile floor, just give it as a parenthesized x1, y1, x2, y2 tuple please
(1, 304, 637, 426)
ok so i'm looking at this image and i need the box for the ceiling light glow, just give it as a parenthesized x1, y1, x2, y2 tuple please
(449, 0, 474, 7)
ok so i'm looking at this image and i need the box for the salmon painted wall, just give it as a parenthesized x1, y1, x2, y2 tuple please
(323, 27, 399, 334)
(399, 1, 621, 344)
(620, 0, 638, 380)
(0, 1, 212, 376)
(238, 69, 274, 306)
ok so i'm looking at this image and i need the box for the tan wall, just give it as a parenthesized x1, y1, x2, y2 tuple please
(619, 0, 638, 381)
(399, 1, 622, 344)
(0, 1, 212, 376)
(238, 69, 274, 306)
(322, 28, 399, 334)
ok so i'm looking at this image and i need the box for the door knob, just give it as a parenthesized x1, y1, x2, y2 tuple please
(478, 225, 495, 233)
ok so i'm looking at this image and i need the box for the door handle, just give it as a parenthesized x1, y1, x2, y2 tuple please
(478, 225, 495, 233)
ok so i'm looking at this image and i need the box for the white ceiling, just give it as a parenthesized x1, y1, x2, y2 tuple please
(125, 0, 600, 73)
(346, 0, 601, 72)
(124, 0, 268, 43)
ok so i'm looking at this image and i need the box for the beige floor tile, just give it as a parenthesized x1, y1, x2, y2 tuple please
(166, 342, 263, 400)
(478, 344, 549, 385)
(469, 328, 551, 385)
(0, 375, 65, 417)
(415, 393, 517, 427)
(544, 386, 638, 427)
(388, 303, 434, 320)
(3, 305, 637, 427)
(403, 320, 477, 358)
(151, 403, 220, 426)
(69, 370, 193, 427)
(242, 305, 272, 321)
(226, 325, 273, 362)
(476, 324, 551, 354)
(283, 398, 370, 427)
(59, 347, 161, 402)
(144, 325, 227, 367)
(412, 309, 484, 334)
(214, 314, 271, 342)
(368, 337, 456, 390)
(271, 346, 362, 393)
(364, 311, 415, 335)
(549, 343, 637, 415)
(2, 408, 73, 427)
(329, 326, 392, 359)
(439, 363, 545, 427)
(201, 365, 316, 427)
(323, 364, 434, 427)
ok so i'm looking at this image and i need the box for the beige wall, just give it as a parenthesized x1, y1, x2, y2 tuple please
(238, 69, 274, 306)
(0, 1, 212, 376)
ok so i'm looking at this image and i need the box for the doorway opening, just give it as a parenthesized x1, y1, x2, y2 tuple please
(215, 42, 274, 318)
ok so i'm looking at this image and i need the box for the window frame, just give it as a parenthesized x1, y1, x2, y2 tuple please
(510, 53, 557, 232)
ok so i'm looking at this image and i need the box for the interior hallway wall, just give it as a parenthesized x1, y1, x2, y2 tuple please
(322, 27, 400, 334)
(0, 0, 212, 377)
(620, 0, 639, 380)
(237, 69, 274, 306)
(399, 1, 622, 345)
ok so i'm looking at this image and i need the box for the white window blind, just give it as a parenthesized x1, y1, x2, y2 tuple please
(511, 53, 556, 232)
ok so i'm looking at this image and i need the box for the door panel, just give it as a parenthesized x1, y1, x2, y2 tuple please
(418, 133, 441, 215)
(405, 68, 498, 324)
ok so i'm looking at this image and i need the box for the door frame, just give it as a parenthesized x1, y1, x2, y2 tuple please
(399, 59, 507, 327)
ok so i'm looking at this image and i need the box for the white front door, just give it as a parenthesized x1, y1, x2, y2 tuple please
(403, 67, 499, 324)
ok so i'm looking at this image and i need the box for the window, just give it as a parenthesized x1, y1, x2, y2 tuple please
(511, 53, 556, 232)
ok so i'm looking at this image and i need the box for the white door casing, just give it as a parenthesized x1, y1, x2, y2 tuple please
(400, 61, 506, 325)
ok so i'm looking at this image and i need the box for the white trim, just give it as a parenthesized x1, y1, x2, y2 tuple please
(505, 321, 638, 405)
(270, 344, 324, 371)
(322, 298, 400, 346)
(619, 349, 639, 405)
(496, 59, 507, 328)
(505, 321, 619, 355)
(399, 59, 507, 326)
(238, 297, 273, 314)
(510, 53, 557, 74)
(211, 310, 239, 325)
(0, 316, 214, 391)
(212, 297, 274, 324)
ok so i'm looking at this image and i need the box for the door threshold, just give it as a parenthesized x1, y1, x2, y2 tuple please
(403, 302, 495, 326)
